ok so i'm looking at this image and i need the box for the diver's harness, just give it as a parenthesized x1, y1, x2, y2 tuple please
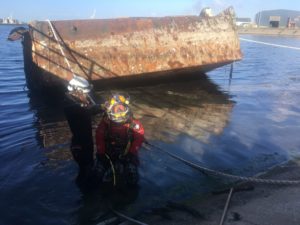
(102, 118, 137, 186)
(105, 118, 135, 159)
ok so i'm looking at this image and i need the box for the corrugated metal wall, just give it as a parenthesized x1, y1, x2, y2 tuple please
(255, 9, 300, 27)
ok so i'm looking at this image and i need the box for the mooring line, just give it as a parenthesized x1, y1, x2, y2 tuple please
(239, 37, 300, 50)
(111, 209, 148, 225)
(144, 141, 300, 185)
(219, 187, 234, 225)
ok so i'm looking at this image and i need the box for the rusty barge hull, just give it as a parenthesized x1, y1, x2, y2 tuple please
(23, 8, 242, 91)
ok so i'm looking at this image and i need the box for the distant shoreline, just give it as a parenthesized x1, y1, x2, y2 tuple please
(0, 23, 27, 26)
(238, 27, 300, 37)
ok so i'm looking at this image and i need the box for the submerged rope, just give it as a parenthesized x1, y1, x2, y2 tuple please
(219, 187, 234, 225)
(112, 209, 148, 225)
(144, 141, 300, 185)
(240, 37, 300, 50)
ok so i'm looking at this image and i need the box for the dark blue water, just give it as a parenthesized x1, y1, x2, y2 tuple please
(1, 24, 300, 225)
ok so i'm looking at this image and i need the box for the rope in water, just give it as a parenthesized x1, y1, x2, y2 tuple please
(144, 141, 300, 185)
(219, 187, 234, 225)
(240, 37, 300, 50)
(112, 209, 148, 225)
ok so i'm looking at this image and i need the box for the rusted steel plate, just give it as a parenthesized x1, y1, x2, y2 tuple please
(28, 7, 242, 82)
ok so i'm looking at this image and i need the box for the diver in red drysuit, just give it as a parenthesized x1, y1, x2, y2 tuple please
(94, 94, 144, 186)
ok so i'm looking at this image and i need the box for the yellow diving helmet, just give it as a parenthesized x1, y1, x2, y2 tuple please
(105, 94, 131, 123)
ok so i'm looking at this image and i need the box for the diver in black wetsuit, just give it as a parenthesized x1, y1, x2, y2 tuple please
(64, 102, 94, 180)
(63, 89, 103, 185)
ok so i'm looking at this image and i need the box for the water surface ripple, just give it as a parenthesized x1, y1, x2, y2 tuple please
(0, 25, 300, 224)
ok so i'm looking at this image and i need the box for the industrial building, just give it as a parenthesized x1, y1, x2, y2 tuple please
(255, 9, 300, 28)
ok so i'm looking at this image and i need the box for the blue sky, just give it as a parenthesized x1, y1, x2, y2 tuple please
(1, 0, 299, 22)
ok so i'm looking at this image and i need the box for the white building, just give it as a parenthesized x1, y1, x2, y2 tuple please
(2, 16, 19, 24)
(236, 18, 252, 27)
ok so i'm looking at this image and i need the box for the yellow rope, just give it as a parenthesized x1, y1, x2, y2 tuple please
(105, 153, 116, 186)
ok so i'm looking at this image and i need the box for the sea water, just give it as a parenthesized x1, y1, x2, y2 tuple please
(1, 25, 300, 224)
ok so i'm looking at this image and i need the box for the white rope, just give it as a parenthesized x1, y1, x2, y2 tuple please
(46, 19, 75, 75)
(112, 209, 148, 225)
(46, 19, 96, 106)
(240, 37, 300, 51)
(219, 188, 234, 225)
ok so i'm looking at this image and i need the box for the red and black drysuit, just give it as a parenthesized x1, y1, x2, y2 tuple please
(95, 116, 144, 183)
(96, 116, 144, 160)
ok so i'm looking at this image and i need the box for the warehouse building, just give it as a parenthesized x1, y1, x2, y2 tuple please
(255, 9, 300, 28)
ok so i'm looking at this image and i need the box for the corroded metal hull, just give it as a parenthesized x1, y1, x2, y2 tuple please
(23, 7, 242, 90)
